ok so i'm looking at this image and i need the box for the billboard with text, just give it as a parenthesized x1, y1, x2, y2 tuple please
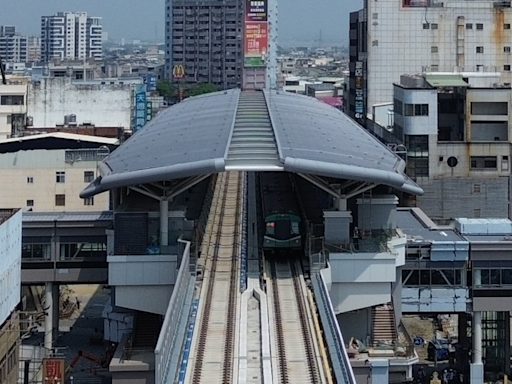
(244, 0, 268, 67)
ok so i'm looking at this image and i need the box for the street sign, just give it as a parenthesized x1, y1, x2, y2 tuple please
(172, 65, 185, 79)
(42, 358, 65, 383)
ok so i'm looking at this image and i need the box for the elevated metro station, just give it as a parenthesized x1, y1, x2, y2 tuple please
(53, 89, 487, 384)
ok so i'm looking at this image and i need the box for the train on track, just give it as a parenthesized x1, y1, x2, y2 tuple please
(259, 172, 304, 251)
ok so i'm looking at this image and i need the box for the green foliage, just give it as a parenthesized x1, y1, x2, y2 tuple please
(156, 79, 177, 102)
(156, 80, 218, 103)
(186, 83, 218, 97)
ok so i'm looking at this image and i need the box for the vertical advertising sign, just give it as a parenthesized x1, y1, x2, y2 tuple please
(354, 61, 365, 120)
(244, 0, 268, 67)
(42, 358, 65, 383)
(134, 84, 147, 133)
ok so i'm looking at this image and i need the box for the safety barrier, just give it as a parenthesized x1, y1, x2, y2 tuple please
(240, 173, 248, 292)
(312, 272, 357, 384)
(155, 240, 195, 384)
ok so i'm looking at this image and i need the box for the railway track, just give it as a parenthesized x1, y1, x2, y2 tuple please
(188, 171, 243, 384)
(268, 258, 325, 384)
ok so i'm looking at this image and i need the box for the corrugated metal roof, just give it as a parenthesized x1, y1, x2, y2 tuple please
(22, 211, 113, 222)
(0, 132, 119, 145)
(426, 74, 469, 87)
(81, 89, 423, 198)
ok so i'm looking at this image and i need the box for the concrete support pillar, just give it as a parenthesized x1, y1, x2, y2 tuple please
(370, 359, 389, 384)
(52, 283, 59, 337)
(470, 311, 484, 384)
(323, 210, 352, 246)
(44, 281, 53, 354)
(336, 196, 347, 211)
(160, 199, 169, 247)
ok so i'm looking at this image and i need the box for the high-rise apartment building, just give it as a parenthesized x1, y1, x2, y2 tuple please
(165, 0, 243, 89)
(0, 26, 37, 64)
(347, 0, 512, 122)
(41, 12, 102, 62)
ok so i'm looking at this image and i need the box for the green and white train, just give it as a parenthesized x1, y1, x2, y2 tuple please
(260, 172, 303, 251)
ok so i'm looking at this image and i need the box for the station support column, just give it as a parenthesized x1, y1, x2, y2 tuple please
(470, 311, 484, 384)
(44, 281, 53, 354)
(160, 199, 169, 247)
(52, 283, 59, 338)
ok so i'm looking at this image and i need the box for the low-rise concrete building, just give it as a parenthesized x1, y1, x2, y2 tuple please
(0, 133, 119, 211)
(392, 72, 512, 221)
(0, 76, 29, 140)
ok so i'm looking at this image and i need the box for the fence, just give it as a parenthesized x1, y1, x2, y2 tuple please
(154, 240, 195, 384)
(312, 273, 357, 384)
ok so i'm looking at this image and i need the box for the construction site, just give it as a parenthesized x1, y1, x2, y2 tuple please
(19, 284, 113, 384)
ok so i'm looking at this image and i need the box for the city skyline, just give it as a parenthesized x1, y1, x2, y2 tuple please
(0, 0, 361, 44)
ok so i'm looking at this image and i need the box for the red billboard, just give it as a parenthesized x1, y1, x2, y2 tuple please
(42, 358, 65, 383)
(244, 0, 268, 67)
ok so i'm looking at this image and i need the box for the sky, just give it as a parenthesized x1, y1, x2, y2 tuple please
(0, 0, 362, 45)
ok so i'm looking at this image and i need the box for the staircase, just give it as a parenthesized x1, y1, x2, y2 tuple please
(372, 303, 397, 344)
(132, 311, 163, 348)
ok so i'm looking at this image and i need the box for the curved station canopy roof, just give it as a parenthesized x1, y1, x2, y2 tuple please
(81, 89, 423, 198)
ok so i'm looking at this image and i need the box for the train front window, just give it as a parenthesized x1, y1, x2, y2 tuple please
(291, 222, 300, 235)
(274, 219, 292, 240)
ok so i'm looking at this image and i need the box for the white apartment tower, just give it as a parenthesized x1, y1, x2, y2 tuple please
(347, 0, 512, 122)
(41, 12, 102, 62)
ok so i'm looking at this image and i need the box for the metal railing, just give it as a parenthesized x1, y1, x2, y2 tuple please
(154, 240, 194, 384)
(312, 272, 357, 384)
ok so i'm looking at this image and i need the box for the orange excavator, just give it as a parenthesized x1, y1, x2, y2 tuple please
(65, 345, 115, 376)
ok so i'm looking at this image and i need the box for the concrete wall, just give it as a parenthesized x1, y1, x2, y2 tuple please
(330, 281, 391, 313)
(365, 0, 512, 109)
(0, 150, 109, 211)
(402, 287, 469, 312)
(108, 255, 178, 315)
(416, 176, 509, 220)
(27, 78, 133, 128)
(394, 87, 438, 135)
(0, 210, 22, 325)
(337, 308, 372, 342)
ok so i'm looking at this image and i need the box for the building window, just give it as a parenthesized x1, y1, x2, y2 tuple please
(466, 23, 473, 29)
(474, 208, 481, 218)
(404, 104, 429, 116)
(470, 156, 497, 169)
(0, 95, 24, 105)
(6, 114, 11, 124)
(431, 23, 438, 30)
(423, 23, 430, 29)
(473, 184, 481, 194)
(56, 171, 65, 183)
(27, 176, 33, 183)
(476, 46, 484, 53)
(55, 194, 66, 206)
(505, 23, 511, 30)
(502, 156, 509, 171)
(476, 23, 483, 30)
(84, 197, 94, 206)
(505, 65, 511, 71)
(431, 64, 439, 71)
(505, 47, 511, 53)
(431, 46, 438, 53)
(26, 199, 34, 207)
(84, 171, 95, 183)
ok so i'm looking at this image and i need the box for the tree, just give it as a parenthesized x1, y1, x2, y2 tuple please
(156, 79, 177, 102)
(186, 83, 218, 98)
